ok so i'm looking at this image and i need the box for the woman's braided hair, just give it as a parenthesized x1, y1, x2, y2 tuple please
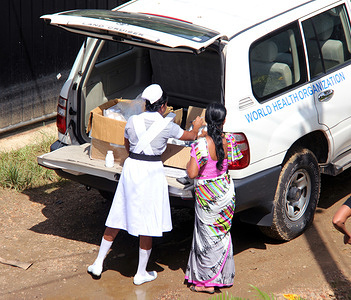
(205, 102, 227, 171)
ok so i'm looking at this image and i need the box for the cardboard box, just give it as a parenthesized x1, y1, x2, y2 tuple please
(89, 98, 186, 166)
(89, 101, 205, 169)
(161, 144, 191, 169)
(88, 98, 133, 146)
(185, 106, 206, 130)
(90, 138, 129, 166)
(90, 138, 192, 169)
(88, 98, 183, 146)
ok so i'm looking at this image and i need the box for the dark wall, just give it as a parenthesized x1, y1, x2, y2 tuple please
(0, 0, 128, 133)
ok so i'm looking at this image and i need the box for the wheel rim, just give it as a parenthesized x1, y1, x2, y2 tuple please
(285, 169, 311, 221)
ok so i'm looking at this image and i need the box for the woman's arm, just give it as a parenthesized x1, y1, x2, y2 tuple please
(186, 156, 199, 179)
(124, 138, 130, 153)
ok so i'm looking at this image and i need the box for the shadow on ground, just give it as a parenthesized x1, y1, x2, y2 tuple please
(22, 180, 269, 277)
(21, 168, 351, 296)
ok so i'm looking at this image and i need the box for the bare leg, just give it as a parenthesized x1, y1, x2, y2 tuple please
(133, 235, 157, 285)
(104, 227, 120, 241)
(88, 227, 120, 277)
(139, 235, 152, 250)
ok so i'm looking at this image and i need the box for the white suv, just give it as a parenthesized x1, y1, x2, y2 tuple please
(38, 0, 351, 241)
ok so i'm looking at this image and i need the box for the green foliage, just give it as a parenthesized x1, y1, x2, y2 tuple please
(0, 132, 62, 191)
(249, 284, 276, 299)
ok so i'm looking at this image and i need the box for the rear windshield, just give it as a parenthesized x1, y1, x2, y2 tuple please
(60, 10, 219, 43)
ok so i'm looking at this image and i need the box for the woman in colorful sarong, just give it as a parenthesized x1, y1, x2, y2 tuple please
(87, 84, 204, 285)
(185, 102, 243, 294)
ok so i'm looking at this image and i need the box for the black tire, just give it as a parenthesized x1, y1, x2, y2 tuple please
(98, 189, 114, 201)
(260, 148, 320, 241)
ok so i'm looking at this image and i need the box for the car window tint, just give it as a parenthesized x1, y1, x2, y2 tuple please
(302, 4, 351, 78)
(96, 40, 132, 64)
(250, 22, 306, 102)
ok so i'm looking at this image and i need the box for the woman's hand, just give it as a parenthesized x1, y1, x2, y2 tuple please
(179, 116, 205, 141)
(198, 129, 207, 138)
(192, 116, 204, 131)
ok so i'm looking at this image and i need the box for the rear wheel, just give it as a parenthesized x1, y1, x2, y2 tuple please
(261, 148, 320, 241)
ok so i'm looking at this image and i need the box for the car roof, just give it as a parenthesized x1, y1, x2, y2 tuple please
(116, 0, 339, 40)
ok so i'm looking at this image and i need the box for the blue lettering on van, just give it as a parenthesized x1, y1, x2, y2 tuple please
(244, 105, 272, 122)
(245, 72, 345, 123)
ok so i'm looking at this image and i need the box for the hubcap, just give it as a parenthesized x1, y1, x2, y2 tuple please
(285, 169, 311, 221)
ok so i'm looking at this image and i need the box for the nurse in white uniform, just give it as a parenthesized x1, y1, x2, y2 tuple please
(88, 84, 203, 285)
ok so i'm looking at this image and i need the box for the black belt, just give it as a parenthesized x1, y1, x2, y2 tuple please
(129, 152, 162, 161)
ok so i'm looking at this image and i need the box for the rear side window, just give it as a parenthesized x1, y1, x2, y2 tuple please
(250, 22, 307, 102)
(302, 4, 351, 79)
(96, 40, 132, 64)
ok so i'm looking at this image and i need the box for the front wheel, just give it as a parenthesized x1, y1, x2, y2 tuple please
(261, 148, 320, 241)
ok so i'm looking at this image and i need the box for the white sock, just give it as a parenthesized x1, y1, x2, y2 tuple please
(88, 237, 113, 276)
(133, 248, 157, 285)
(136, 248, 151, 277)
(95, 238, 113, 265)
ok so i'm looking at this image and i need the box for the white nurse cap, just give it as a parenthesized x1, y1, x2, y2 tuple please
(141, 84, 163, 104)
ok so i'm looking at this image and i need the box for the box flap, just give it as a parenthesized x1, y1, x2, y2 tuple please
(87, 99, 121, 133)
(186, 106, 206, 130)
(165, 107, 183, 125)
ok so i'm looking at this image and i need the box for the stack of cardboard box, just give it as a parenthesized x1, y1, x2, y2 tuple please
(88, 98, 205, 169)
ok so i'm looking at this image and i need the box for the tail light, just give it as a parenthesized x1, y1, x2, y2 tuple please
(228, 133, 250, 170)
(57, 96, 67, 134)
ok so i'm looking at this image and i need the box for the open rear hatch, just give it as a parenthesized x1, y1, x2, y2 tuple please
(41, 9, 224, 53)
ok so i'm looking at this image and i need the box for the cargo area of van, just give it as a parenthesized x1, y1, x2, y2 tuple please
(81, 41, 223, 139)
(38, 39, 224, 201)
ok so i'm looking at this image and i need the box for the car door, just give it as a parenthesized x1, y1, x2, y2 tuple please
(41, 9, 225, 54)
(301, 3, 351, 161)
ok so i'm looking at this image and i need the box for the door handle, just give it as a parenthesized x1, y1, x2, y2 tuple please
(318, 89, 334, 102)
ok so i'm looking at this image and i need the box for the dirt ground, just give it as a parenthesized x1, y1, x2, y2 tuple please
(0, 124, 351, 300)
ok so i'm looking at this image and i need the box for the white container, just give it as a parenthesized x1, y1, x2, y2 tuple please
(105, 150, 114, 168)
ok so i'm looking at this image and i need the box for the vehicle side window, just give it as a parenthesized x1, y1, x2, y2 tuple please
(96, 40, 132, 63)
(302, 5, 351, 78)
(250, 22, 307, 102)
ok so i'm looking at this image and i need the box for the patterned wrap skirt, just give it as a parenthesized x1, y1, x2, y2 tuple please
(185, 173, 235, 287)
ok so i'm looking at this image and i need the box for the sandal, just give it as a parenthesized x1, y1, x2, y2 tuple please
(190, 285, 215, 294)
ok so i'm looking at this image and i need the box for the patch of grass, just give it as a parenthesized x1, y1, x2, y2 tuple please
(0, 132, 64, 191)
